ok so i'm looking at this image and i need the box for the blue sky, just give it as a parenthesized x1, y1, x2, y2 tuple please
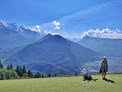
(0, 0, 112, 26)
(0, 0, 122, 38)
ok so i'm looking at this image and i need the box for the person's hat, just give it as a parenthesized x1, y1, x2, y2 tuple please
(103, 56, 107, 59)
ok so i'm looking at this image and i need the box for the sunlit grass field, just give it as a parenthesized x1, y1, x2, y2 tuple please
(0, 74, 122, 92)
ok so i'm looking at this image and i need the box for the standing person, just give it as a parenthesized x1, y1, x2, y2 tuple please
(101, 56, 108, 80)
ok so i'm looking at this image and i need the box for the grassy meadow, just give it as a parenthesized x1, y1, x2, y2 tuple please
(0, 74, 122, 92)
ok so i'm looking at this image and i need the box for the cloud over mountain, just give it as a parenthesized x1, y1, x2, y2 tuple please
(26, 25, 42, 33)
(83, 28, 122, 39)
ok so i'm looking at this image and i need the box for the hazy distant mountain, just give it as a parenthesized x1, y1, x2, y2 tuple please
(3, 34, 100, 74)
(0, 20, 44, 49)
(68, 38, 81, 42)
(78, 35, 122, 57)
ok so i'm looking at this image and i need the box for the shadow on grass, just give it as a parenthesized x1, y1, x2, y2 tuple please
(104, 78, 115, 83)
(93, 79, 98, 81)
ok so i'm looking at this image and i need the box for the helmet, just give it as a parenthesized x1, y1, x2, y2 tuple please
(103, 56, 107, 59)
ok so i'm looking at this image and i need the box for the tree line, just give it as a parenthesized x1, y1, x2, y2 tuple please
(0, 60, 43, 80)
(0, 60, 78, 80)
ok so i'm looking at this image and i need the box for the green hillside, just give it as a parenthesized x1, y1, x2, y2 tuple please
(0, 74, 122, 92)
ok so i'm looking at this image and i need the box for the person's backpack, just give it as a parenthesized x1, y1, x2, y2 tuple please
(83, 74, 93, 81)
(83, 74, 98, 82)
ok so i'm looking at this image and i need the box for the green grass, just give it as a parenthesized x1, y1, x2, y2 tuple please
(0, 74, 122, 92)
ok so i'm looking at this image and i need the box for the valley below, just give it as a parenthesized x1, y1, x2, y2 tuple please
(81, 57, 122, 74)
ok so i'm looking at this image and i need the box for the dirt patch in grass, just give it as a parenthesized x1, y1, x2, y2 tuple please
(88, 86, 96, 89)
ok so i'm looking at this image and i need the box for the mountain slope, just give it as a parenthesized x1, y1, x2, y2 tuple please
(78, 35, 122, 57)
(4, 34, 101, 74)
(0, 46, 25, 61)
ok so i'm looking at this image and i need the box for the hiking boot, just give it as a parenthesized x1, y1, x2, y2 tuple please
(103, 78, 105, 80)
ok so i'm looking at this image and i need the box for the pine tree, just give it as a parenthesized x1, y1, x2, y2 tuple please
(7, 65, 10, 70)
(15, 65, 23, 77)
(10, 64, 13, 69)
(23, 65, 26, 74)
(28, 70, 31, 77)
(19, 65, 23, 77)
(0, 60, 3, 68)
(15, 65, 19, 74)
(27, 70, 33, 78)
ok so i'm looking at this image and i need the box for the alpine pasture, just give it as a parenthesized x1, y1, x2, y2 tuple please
(0, 74, 122, 92)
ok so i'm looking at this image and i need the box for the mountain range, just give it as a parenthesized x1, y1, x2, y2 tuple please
(0, 20, 44, 49)
(3, 34, 101, 75)
(78, 35, 122, 57)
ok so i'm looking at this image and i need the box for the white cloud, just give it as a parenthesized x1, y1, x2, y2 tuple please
(53, 21, 60, 30)
(83, 28, 122, 39)
(53, 21, 60, 26)
(26, 25, 42, 33)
